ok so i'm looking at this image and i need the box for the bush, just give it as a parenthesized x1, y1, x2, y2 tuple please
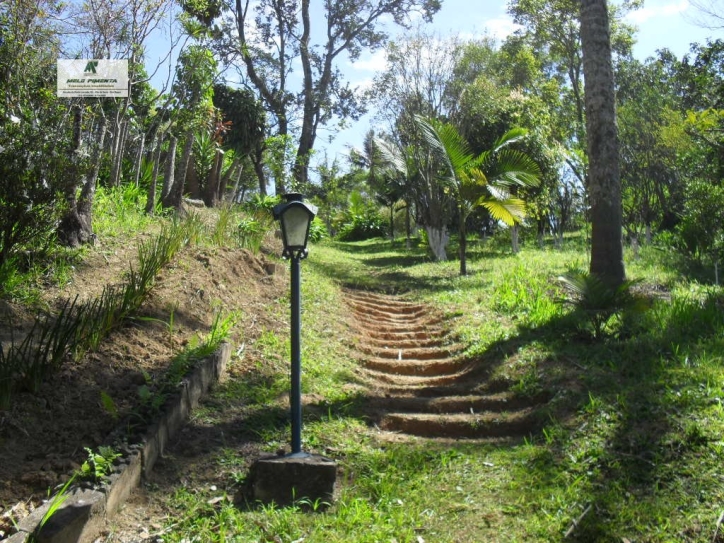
(308, 217, 328, 243)
(336, 210, 387, 241)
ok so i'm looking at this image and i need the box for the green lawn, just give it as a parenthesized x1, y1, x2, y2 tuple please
(160, 233, 724, 542)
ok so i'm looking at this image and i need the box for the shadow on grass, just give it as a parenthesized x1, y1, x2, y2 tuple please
(305, 288, 724, 539)
(501, 298, 724, 540)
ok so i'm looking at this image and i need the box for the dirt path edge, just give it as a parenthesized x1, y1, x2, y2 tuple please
(8, 343, 231, 543)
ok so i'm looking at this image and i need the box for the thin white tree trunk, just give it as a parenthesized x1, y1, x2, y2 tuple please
(425, 225, 449, 261)
(133, 133, 146, 187)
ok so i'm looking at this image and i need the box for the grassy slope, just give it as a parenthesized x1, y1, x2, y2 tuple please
(159, 233, 724, 542)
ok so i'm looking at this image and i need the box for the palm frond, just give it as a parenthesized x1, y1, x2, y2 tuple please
(374, 137, 408, 176)
(479, 197, 526, 225)
(492, 127, 529, 152)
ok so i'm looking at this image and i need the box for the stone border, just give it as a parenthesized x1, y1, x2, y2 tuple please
(8, 342, 231, 543)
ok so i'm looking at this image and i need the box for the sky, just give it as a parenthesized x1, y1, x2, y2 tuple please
(315, 0, 719, 167)
(142, 0, 719, 181)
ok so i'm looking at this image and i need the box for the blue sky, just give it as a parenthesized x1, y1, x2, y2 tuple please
(316, 0, 718, 166)
(143, 1, 718, 178)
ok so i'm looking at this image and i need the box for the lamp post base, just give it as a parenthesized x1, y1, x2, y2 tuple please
(242, 453, 337, 509)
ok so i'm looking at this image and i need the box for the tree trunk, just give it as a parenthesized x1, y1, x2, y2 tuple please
(389, 205, 395, 240)
(109, 113, 129, 187)
(160, 136, 178, 208)
(146, 134, 164, 214)
(133, 133, 145, 187)
(580, 0, 625, 286)
(458, 214, 467, 276)
(58, 112, 107, 247)
(511, 224, 520, 254)
(166, 131, 194, 210)
(425, 225, 449, 262)
(204, 149, 224, 207)
(405, 202, 412, 249)
(252, 151, 267, 196)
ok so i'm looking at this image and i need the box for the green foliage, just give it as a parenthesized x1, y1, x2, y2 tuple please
(0, 0, 69, 266)
(172, 46, 217, 130)
(676, 179, 724, 276)
(556, 270, 645, 339)
(336, 210, 387, 242)
(243, 193, 280, 212)
(94, 184, 154, 237)
(30, 474, 77, 542)
(79, 446, 121, 482)
(213, 84, 266, 157)
(491, 263, 560, 326)
(308, 217, 328, 243)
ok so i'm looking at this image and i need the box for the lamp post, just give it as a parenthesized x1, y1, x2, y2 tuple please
(272, 193, 317, 456)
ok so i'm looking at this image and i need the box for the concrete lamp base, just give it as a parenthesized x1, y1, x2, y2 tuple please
(245, 453, 337, 509)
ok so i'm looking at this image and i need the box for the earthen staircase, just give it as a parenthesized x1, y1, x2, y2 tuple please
(345, 290, 550, 441)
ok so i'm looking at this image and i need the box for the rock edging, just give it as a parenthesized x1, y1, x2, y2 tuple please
(8, 342, 231, 543)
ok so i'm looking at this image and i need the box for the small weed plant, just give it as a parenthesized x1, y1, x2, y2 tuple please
(79, 446, 121, 483)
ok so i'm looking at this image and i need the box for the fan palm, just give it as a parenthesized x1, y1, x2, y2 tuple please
(415, 115, 541, 275)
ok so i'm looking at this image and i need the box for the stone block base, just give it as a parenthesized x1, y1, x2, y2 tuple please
(246, 453, 337, 509)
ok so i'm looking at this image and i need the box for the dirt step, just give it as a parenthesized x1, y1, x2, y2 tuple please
(356, 365, 474, 387)
(358, 344, 465, 361)
(355, 328, 448, 342)
(346, 301, 430, 321)
(379, 409, 542, 439)
(353, 317, 444, 334)
(362, 356, 466, 376)
(364, 392, 551, 414)
(344, 291, 424, 309)
(355, 375, 516, 397)
(357, 336, 450, 350)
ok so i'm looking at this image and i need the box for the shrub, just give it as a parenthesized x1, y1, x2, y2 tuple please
(336, 210, 387, 241)
(556, 270, 646, 340)
(308, 217, 328, 243)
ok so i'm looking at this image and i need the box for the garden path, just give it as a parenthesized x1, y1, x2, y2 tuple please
(345, 289, 550, 441)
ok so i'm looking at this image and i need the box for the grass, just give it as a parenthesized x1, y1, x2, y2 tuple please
(6, 203, 724, 541)
(138, 232, 724, 542)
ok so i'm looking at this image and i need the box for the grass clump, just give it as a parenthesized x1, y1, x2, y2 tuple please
(0, 217, 197, 408)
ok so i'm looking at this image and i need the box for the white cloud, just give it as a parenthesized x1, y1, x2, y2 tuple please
(349, 49, 389, 72)
(484, 17, 522, 41)
(626, 0, 689, 24)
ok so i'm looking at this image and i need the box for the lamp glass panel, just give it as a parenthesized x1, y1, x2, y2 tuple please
(281, 205, 311, 249)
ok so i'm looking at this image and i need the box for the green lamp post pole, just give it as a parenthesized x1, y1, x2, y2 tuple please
(273, 193, 317, 456)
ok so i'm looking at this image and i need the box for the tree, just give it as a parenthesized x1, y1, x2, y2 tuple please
(212, 84, 267, 194)
(219, 0, 442, 192)
(580, 0, 625, 286)
(370, 31, 467, 260)
(163, 45, 217, 210)
(416, 116, 541, 275)
(617, 55, 689, 240)
(0, 0, 73, 260)
(507, 0, 636, 188)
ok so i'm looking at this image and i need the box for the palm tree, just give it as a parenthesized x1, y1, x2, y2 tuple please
(415, 115, 541, 275)
(580, 0, 626, 286)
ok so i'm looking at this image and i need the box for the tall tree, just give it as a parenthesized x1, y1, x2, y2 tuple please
(507, 0, 636, 187)
(580, 0, 625, 285)
(0, 0, 70, 260)
(617, 55, 689, 239)
(219, 0, 441, 193)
